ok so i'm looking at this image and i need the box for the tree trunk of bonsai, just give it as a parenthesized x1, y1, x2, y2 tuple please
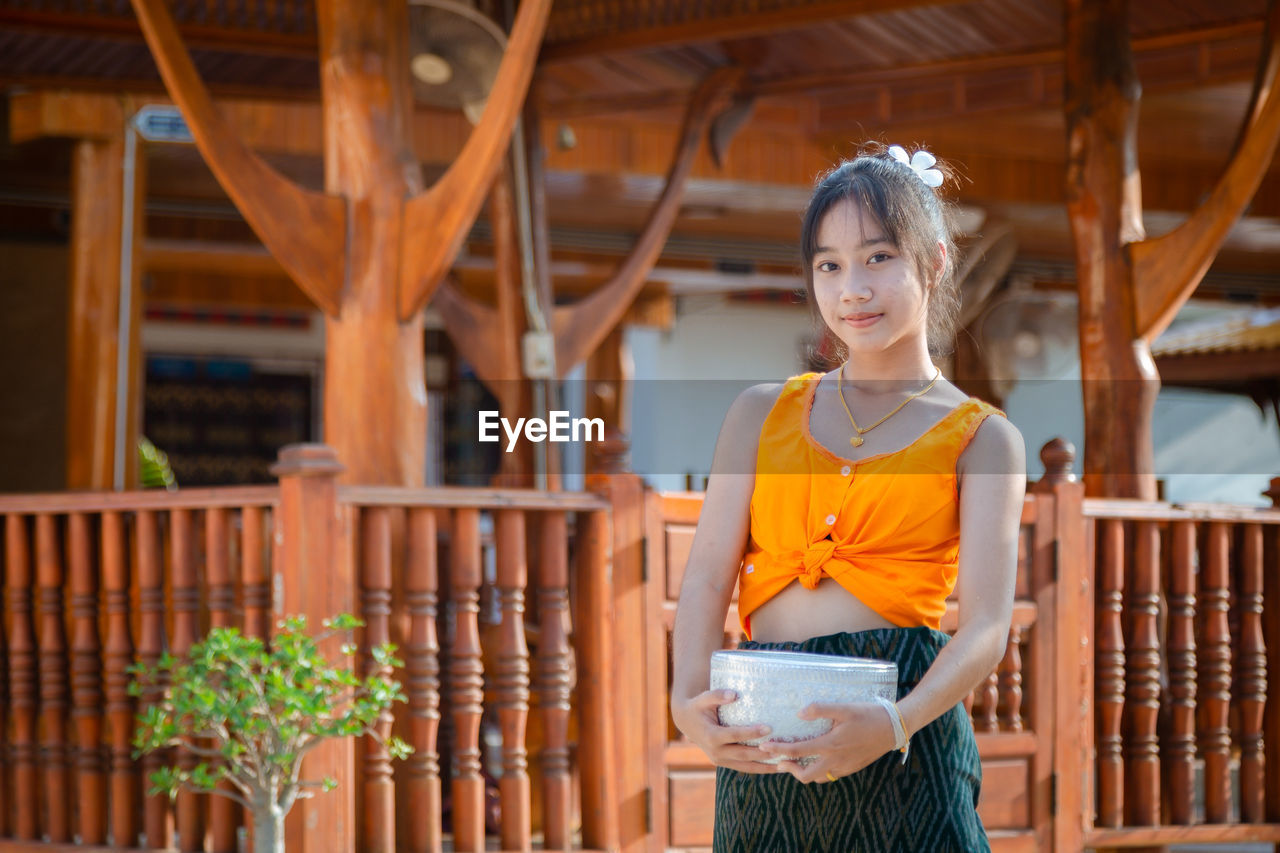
(253, 802, 286, 853)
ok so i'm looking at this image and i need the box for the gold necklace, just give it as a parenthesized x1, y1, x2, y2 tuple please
(837, 364, 941, 447)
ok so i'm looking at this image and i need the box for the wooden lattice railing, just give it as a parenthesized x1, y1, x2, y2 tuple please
(0, 487, 277, 849)
(0, 451, 618, 852)
(1079, 500, 1280, 849)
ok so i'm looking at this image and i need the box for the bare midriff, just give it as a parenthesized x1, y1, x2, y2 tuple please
(746, 577, 898, 644)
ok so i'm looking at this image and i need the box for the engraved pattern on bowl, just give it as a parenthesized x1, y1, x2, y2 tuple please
(710, 649, 898, 765)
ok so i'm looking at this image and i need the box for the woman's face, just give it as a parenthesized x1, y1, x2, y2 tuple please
(810, 198, 933, 358)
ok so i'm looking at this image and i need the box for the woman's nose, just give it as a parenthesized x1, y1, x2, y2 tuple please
(840, 273, 871, 302)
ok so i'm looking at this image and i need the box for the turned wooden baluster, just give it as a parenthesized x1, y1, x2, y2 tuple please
(997, 625, 1024, 732)
(1198, 521, 1233, 824)
(240, 506, 270, 641)
(405, 506, 442, 853)
(1236, 522, 1267, 823)
(6, 515, 39, 840)
(1163, 519, 1197, 825)
(169, 509, 204, 852)
(69, 512, 107, 844)
(494, 510, 532, 852)
(102, 511, 139, 846)
(206, 507, 239, 851)
(0, 524, 10, 838)
(1265, 518, 1280, 825)
(1124, 519, 1161, 825)
(976, 670, 999, 733)
(361, 507, 395, 853)
(1095, 517, 1126, 827)
(448, 508, 486, 852)
(136, 509, 173, 848)
(36, 514, 71, 842)
(238, 504, 269, 853)
(535, 511, 573, 851)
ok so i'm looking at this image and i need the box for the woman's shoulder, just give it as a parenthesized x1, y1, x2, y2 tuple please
(956, 398, 1025, 478)
(720, 373, 818, 443)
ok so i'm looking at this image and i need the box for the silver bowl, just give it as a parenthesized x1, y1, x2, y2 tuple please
(710, 649, 898, 764)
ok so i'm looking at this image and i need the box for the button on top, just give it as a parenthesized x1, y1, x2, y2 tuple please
(824, 514, 837, 526)
(840, 466, 851, 477)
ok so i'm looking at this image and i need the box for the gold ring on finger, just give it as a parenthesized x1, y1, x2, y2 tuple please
(826, 771, 837, 782)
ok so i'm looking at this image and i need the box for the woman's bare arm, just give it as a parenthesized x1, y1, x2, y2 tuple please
(669, 383, 782, 774)
(894, 413, 1027, 739)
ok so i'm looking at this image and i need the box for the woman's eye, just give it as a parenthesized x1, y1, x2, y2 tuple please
(816, 261, 838, 273)
(868, 252, 893, 264)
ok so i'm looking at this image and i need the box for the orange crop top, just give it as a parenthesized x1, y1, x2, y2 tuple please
(736, 372, 1007, 640)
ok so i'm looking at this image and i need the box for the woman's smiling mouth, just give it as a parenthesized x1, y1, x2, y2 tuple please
(843, 313, 882, 327)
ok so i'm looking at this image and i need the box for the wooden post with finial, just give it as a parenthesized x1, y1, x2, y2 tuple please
(270, 444, 352, 852)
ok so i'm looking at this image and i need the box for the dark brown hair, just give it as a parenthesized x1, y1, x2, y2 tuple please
(801, 142, 961, 363)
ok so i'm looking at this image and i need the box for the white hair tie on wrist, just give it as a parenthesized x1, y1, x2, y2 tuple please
(888, 145, 944, 188)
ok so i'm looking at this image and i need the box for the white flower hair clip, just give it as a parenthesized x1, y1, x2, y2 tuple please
(888, 145, 944, 188)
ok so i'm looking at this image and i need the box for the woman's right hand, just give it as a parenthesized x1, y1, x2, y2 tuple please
(672, 689, 781, 774)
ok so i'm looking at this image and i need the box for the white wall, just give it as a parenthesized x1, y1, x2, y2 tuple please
(627, 293, 1280, 507)
(627, 296, 814, 491)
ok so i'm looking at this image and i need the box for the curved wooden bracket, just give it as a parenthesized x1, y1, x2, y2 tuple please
(552, 66, 743, 376)
(433, 277, 503, 387)
(130, 0, 346, 316)
(398, 0, 553, 321)
(1133, 1, 1280, 342)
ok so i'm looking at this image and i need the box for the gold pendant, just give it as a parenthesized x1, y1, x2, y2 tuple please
(850, 435, 864, 447)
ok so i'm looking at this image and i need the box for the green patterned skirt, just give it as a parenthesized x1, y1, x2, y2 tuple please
(713, 627, 990, 853)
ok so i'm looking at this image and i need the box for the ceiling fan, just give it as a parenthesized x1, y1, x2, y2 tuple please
(408, 0, 507, 124)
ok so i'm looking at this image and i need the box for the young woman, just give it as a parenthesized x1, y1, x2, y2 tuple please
(669, 144, 1027, 852)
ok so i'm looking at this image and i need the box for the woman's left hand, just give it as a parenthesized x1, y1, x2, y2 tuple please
(757, 700, 898, 783)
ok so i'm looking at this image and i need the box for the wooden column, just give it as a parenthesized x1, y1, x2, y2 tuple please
(66, 134, 145, 490)
(317, 0, 423, 486)
(271, 444, 354, 853)
(131, 0, 552, 487)
(1066, 0, 1280, 500)
(1063, 0, 1157, 501)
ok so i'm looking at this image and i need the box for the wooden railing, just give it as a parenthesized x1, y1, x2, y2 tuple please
(0, 486, 278, 850)
(5, 439, 1280, 852)
(1077, 499, 1280, 850)
(0, 447, 619, 852)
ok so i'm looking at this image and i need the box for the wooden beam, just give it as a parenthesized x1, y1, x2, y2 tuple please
(1131, 2, 1280, 342)
(0, 7, 317, 56)
(129, 0, 346, 315)
(1156, 350, 1280, 384)
(540, 0, 968, 64)
(541, 19, 1263, 125)
(552, 67, 740, 375)
(9, 92, 124, 144)
(398, 0, 553, 320)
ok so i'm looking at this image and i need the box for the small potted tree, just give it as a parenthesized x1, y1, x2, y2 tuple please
(130, 614, 412, 853)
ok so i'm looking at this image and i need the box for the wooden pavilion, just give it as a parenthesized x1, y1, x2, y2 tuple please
(1, 0, 1280, 851)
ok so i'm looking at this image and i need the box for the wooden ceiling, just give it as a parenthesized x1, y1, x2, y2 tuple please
(2, 0, 1278, 303)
